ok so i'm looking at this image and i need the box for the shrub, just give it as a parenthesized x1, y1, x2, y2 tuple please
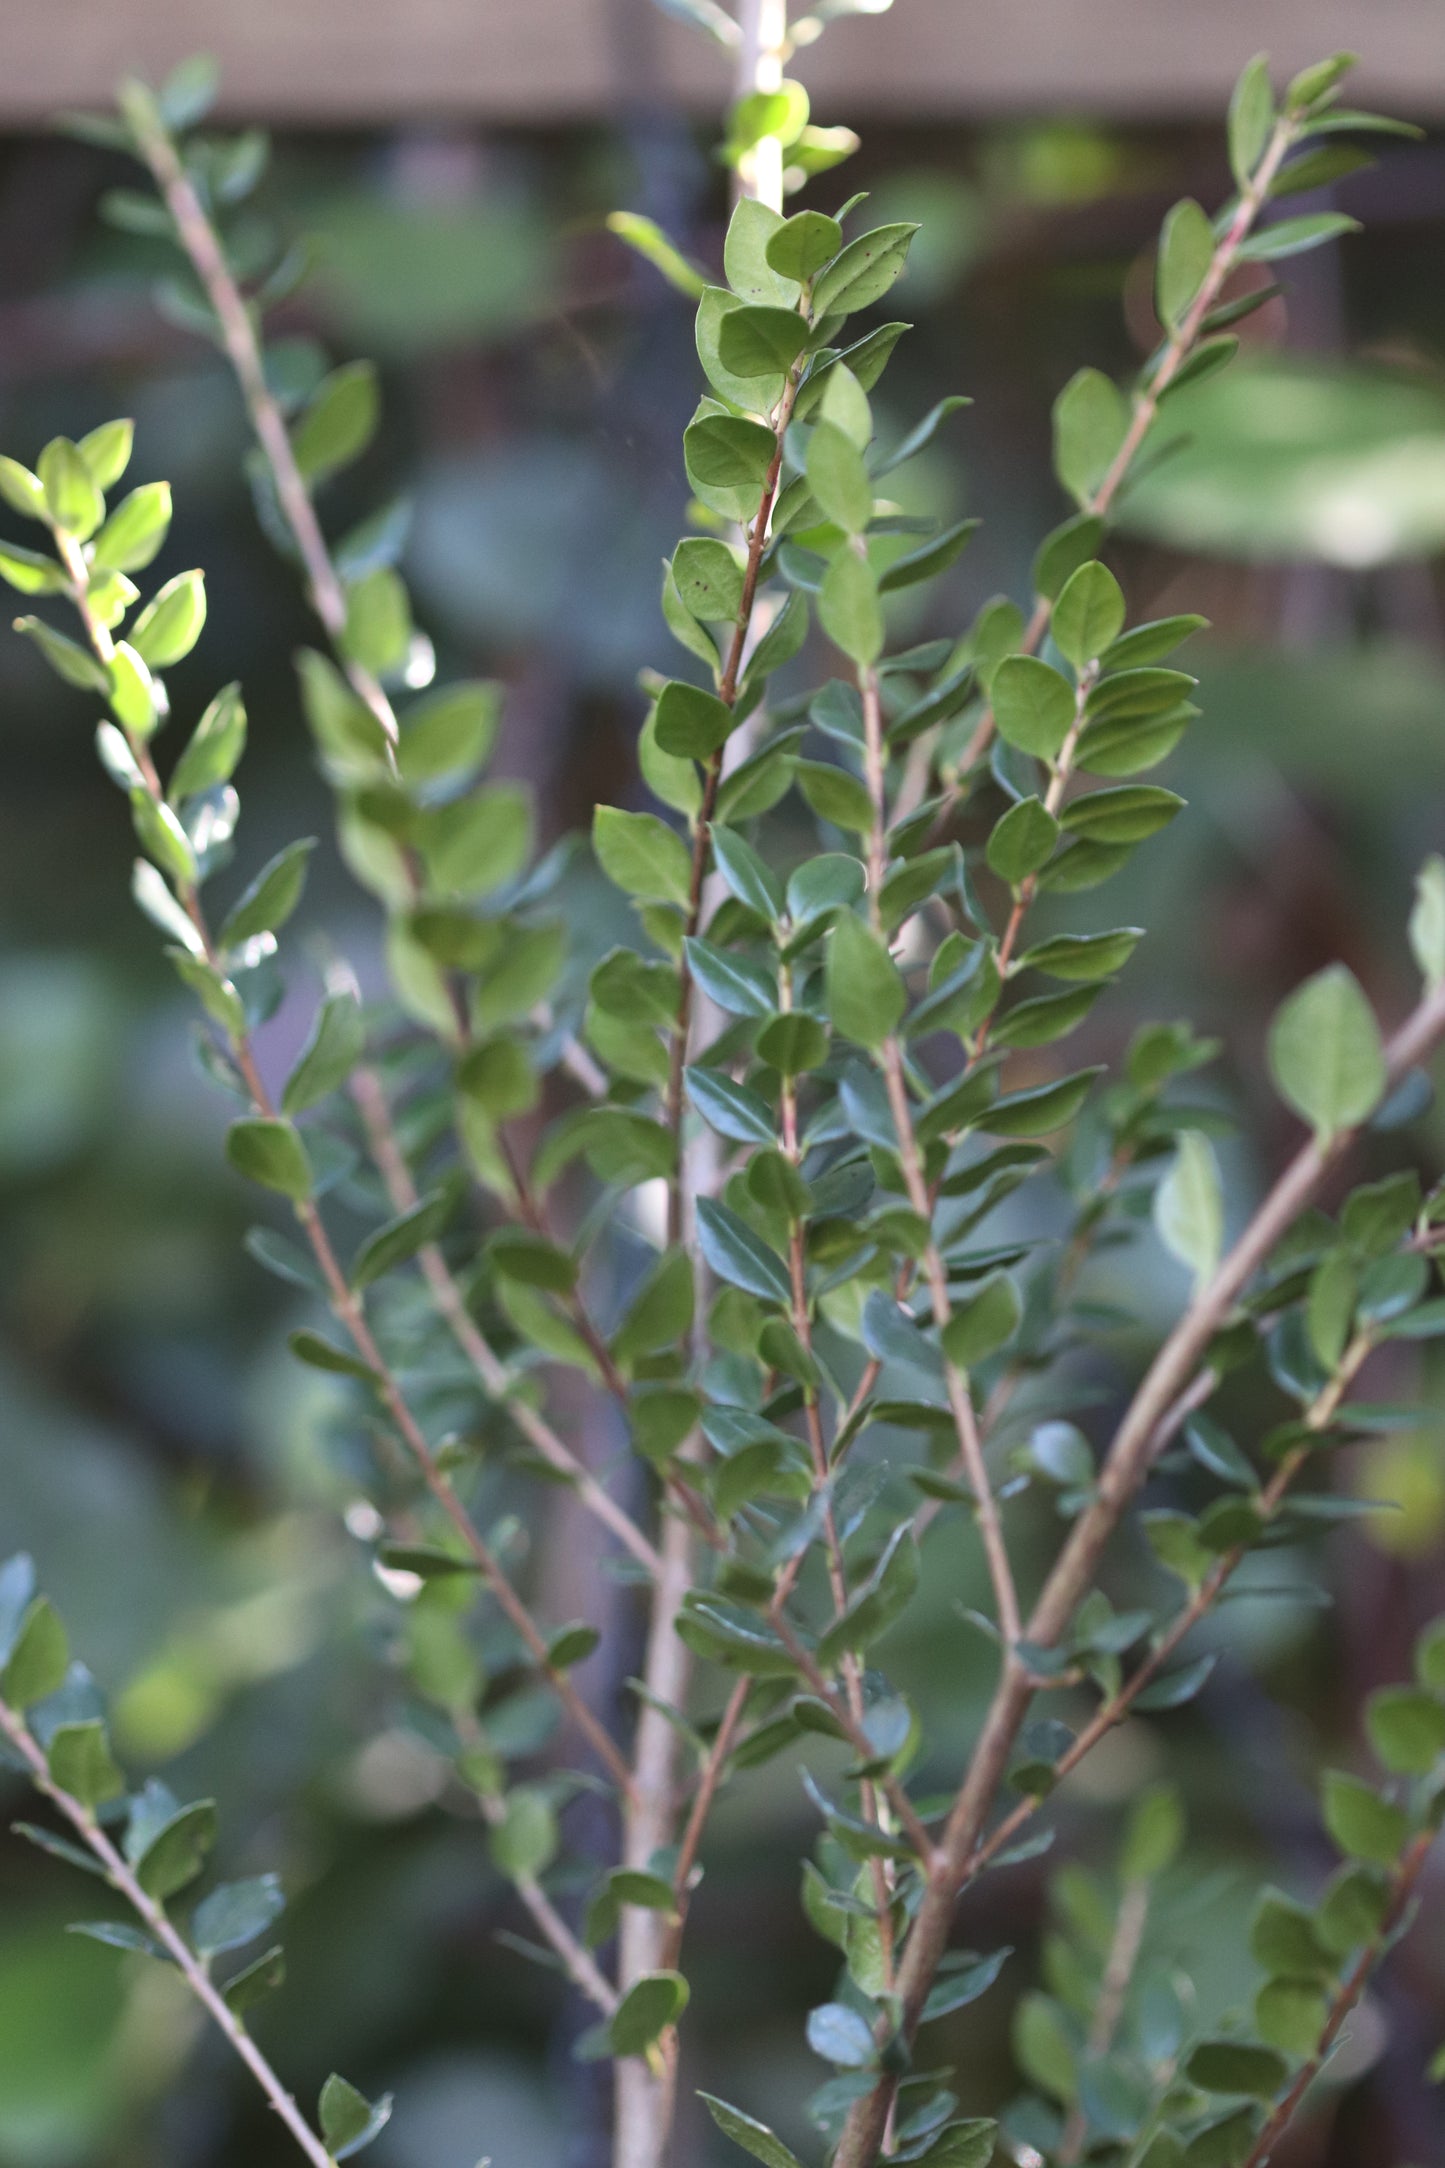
(1, 29, 1443, 2168)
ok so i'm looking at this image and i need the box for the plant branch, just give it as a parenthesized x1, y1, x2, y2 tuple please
(860, 662, 1022, 1649)
(57, 548, 633, 1802)
(350, 1064, 663, 1579)
(1240, 1826, 1437, 2168)
(833, 974, 1445, 2168)
(119, 80, 396, 744)
(934, 110, 1299, 818)
(0, 1694, 332, 2168)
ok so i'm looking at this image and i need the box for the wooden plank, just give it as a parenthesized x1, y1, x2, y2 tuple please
(6, 0, 1443, 125)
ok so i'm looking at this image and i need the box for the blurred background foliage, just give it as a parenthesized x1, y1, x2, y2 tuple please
(1, 58, 1444, 2168)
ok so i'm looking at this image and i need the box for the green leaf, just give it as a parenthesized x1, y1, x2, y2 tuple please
(1255, 1977, 1328, 2057)
(878, 515, 980, 593)
(490, 1788, 558, 1879)
(984, 1067, 1102, 1137)
(1053, 367, 1128, 509)
(609, 1971, 690, 2057)
(1156, 199, 1215, 330)
(192, 1874, 285, 1957)
(818, 1527, 919, 1666)
(1060, 784, 1183, 844)
(77, 417, 134, 491)
(1366, 1685, 1445, 1774)
(1013, 1992, 1077, 2101)
(169, 682, 247, 800)
(1154, 1130, 1223, 1290)
(1052, 560, 1126, 669)
(1238, 212, 1361, 261)
(487, 1228, 576, 1293)
(1, 1598, 68, 1708)
(991, 655, 1076, 759)
(225, 1117, 313, 1202)
(818, 550, 883, 664)
(1018, 926, 1143, 981)
(353, 1191, 452, 1290)
(318, 2074, 393, 2161)
(807, 420, 873, 535)
(613, 1250, 694, 1364)
(806, 2000, 877, 2067)
(1250, 1888, 1330, 1979)
(38, 436, 104, 540)
(684, 414, 777, 492)
(826, 911, 904, 1047)
(47, 1721, 125, 1809)
(696, 1198, 790, 1305)
(1267, 964, 1385, 1142)
(1321, 1769, 1409, 1864)
(605, 210, 707, 298)
(684, 936, 775, 1018)
(0, 454, 48, 521)
(0, 541, 66, 594)
(13, 614, 108, 691)
(131, 790, 197, 889)
(1229, 53, 1276, 189)
(133, 1799, 217, 1900)
(686, 1067, 775, 1145)
(653, 679, 734, 759)
(796, 758, 874, 835)
(991, 983, 1101, 1049)
(698, 2093, 804, 2168)
(912, 2122, 997, 2168)
(291, 361, 380, 483)
(938, 1273, 1019, 1371)
(397, 680, 499, 786)
(985, 796, 1058, 884)
(671, 537, 744, 622)
(1120, 1783, 1185, 1880)
(92, 480, 173, 573)
(1186, 2039, 1289, 2099)
(1417, 1618, 1445, 1695)
(594, 806, 693, 908)
(811, 221, 918, 320)
(1409, 855, 1445, 990)
(283, 993, 365, 1114)
(718, 303, 808, 378)
(220, 838, 315, 949)
(341, 566, 411, 677)
(711, 826, 783, 920)
(130, 568, 207, 671)
(724, 196, 797, 306)
(766, 209, 842, 283)
(421, 783, 533, 897)
(222, 1944, 286, 2013)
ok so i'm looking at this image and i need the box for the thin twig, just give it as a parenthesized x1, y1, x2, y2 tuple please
(832, 975, 1445, 2168)
(859, 662, 1022, 1649)
(120, 81, 396, 743)
(57, 547, 634, 1802)
(930, 111, 1300, 832)
(350, 1065, 663, 1579)
(1239, 1827, 1437, 2168)
(0, 1694, 333, 2168)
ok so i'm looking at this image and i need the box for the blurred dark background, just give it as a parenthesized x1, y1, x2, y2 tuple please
(2, 3, 1445, 2164)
